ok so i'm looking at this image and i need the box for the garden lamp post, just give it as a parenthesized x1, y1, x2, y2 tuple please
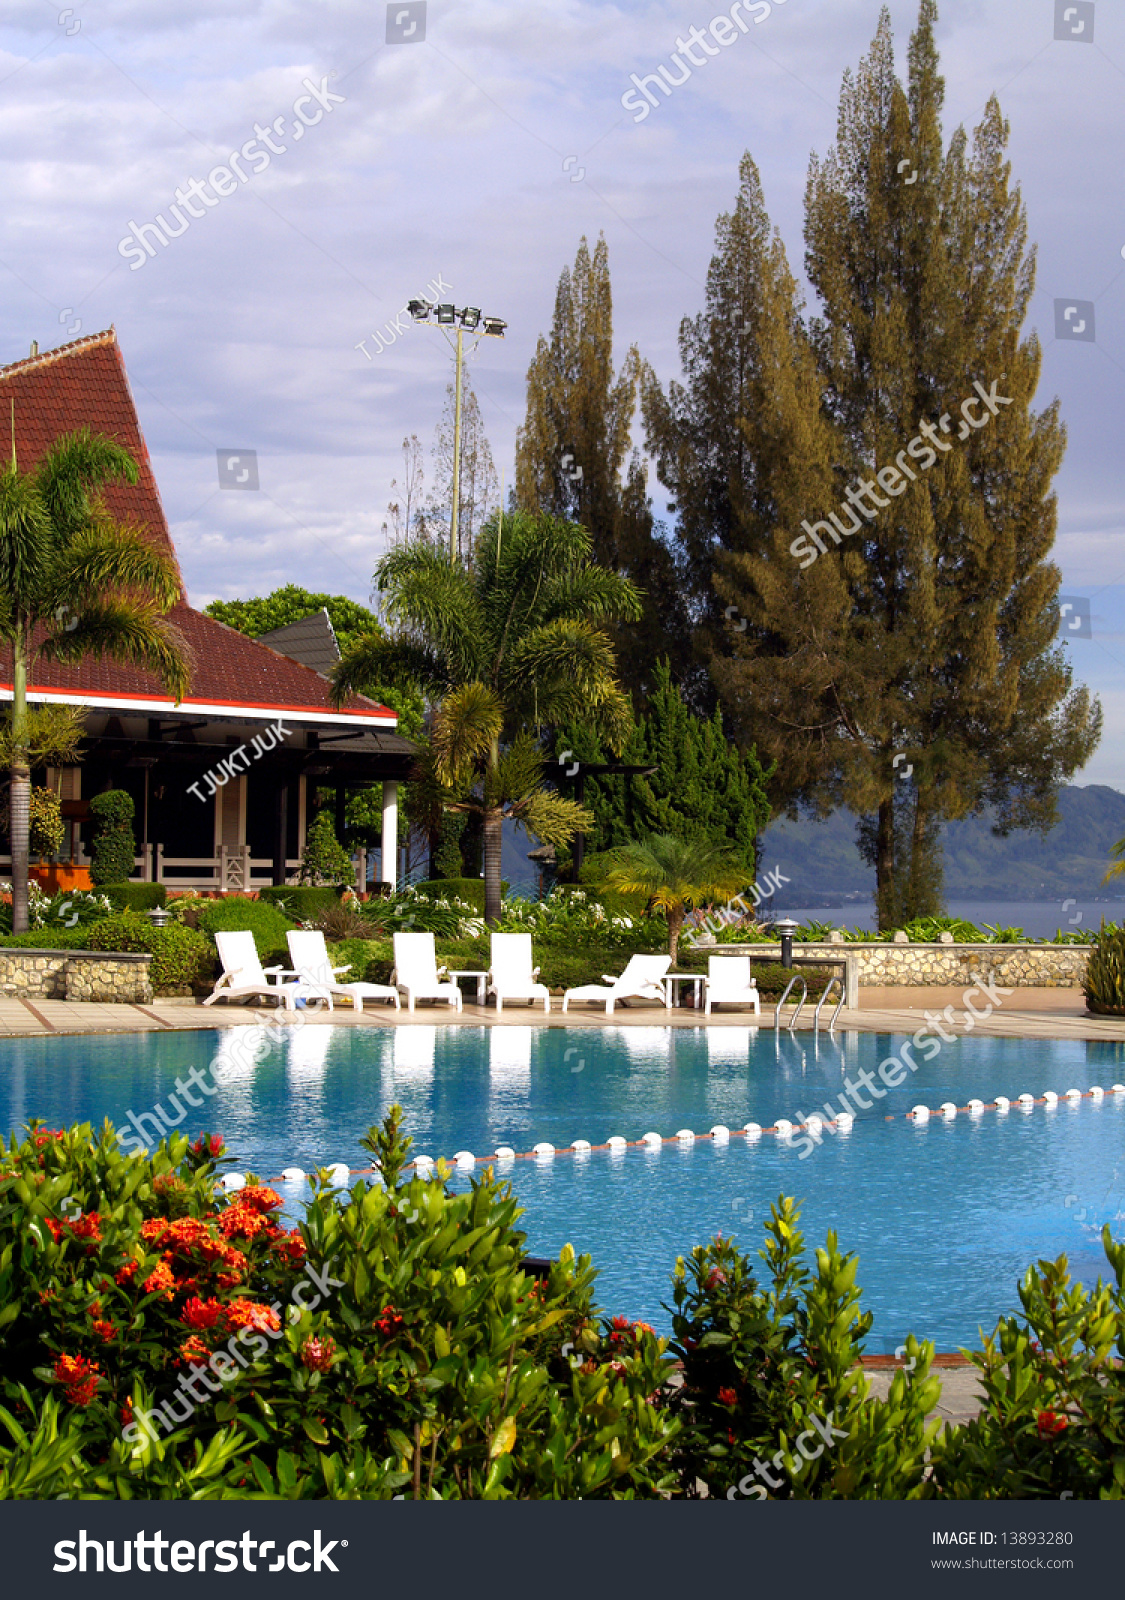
(773, 917, 799, 968)
(407, 299, 507, 563)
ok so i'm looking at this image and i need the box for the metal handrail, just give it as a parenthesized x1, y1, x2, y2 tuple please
(774, 973, 808, 1033)
(814, 975, 845, 1034)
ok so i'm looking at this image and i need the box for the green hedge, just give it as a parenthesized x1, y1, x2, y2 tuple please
(102, 884, 167, 912)
(258, 886, 343, 921)
(86, 912, 212, 993)
(190, 898, 296, 963)
(0, 928, 91, 950)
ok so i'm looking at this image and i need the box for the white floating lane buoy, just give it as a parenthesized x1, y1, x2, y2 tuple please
(326, 1163, 351, 1185)
(710, 1125, 730, 1144)
(571, 1138, 592, 1153)
(280, 1166, 306, 1182)
(835, 1112, 854, 1129)
(220, 1172, 246, 1192)
(940, 1102, 957, 1118)
(994, 1097, 1010, 1112)
(676, 1128, 696, 1144)
(773, 1119, 794, 1137)
(1043, 1091, 1058, 1106)
(1065, 1088, 1082, 1101)
(1112, 1084, 1125, 1095)
(1089, 1085, 1104, 1099)
(413, 1155, 435, 1172)
(911, 1105, 930, 1122)
(744, 1122, 762, 1140)
(967, 1099, 984, 1114)
(1017, 1093, 1036, 1108)
(454, 1150, 476, 1168)
(606, 1135, 628, 1151)
(533, 1142, 556, 1159)
(641, 1131, 664, 1147)
(494, 1146, 515, 1160)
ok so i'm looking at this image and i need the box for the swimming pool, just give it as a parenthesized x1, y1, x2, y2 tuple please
(2, 1024, 1122, 1351)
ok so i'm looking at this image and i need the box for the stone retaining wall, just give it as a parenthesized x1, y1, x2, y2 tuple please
(717, 942, 1088, 990)
(0, 950, 153, 1003)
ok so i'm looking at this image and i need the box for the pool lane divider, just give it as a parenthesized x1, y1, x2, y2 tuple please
(240, 1083, 1125, 1189)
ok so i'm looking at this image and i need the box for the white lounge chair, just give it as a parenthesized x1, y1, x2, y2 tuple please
(391, 932, 463, 1014)
(287, 930, 400, 1012)
(204, 930, 323, 1011)
(561, 953, 672, 1015)
(703, 955, 761, 1017)
(487, 933, 550, 1014)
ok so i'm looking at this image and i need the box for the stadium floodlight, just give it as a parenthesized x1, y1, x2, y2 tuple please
(435, 303, 457, 324)
(407, 299, 431, 321)
(460, 306, 481, 330)
(481, 316, 507, 338)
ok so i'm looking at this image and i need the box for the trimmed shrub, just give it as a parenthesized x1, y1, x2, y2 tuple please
(298, 812, 352, 885)
(85, 912, 211, 993)
(102, 884, 167, 913)
(190, 897, 296, 964)
(259, 885, 344, 921)
(88, 791, 136, 885)
(0, 928, 90, 950)
(414, 878, 510, 915)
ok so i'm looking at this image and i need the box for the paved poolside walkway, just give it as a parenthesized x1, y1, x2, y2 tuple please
(1, 986, 1123, 1041)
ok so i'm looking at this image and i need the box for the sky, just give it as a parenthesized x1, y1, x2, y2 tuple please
(2, 0, 1124, 783)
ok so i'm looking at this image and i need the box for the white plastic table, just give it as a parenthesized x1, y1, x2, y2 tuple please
(663, 974, 703, 1010)
(448, 968, 488, 1006)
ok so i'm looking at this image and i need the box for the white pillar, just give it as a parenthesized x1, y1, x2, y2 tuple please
(381, 780, 399, 892)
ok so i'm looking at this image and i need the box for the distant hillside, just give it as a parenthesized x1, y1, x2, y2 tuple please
(758, 785, 1125, 903)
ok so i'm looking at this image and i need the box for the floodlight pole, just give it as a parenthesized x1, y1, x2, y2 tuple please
(451, 322, 464, 564)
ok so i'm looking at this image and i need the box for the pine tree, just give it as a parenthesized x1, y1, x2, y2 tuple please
(679, 1, 1099, 924)
(556, 660, 773, 871)
(515, 234, 689, 698)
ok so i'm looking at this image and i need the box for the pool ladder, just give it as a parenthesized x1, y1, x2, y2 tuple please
(774, 973, 845, 1034)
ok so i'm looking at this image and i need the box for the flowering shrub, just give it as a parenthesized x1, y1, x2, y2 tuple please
(496, 886, 665, 950)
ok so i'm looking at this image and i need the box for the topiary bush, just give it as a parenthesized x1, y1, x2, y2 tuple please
(1083, 922, 1125, 1014)
(102, 884, 167, 913)
(298, 812, 352, 886)
(88, 791, 136, 886)
(258, 885, 343, 921)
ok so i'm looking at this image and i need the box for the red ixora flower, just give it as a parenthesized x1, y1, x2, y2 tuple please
(142, 1261, 176, 1300)
(374, 1305, 404, 1338)
(236, 1185, 283, 1215)
(706, 1268, 728, 1290)
(193, 1134, 225, 1158)
(300, 1336, 337, 1374)
(718, 1386, 738, 1407)
(1037, 1410, 1069, 1439)
(181, 1296, 226, 1331)
(54, 1353, 101, 1407)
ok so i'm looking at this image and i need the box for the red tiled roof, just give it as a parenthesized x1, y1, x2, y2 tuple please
(0, 331, 391, 724)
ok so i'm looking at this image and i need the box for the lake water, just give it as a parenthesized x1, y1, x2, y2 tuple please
(762, 900, 1125, 941)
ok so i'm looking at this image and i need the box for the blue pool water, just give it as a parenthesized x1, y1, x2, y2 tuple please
(2, 1024, 1123, 1351)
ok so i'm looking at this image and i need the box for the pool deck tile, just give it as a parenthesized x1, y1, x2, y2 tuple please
(0, 989, 1123, 1042)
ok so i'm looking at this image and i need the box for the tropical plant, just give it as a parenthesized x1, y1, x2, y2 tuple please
(1103, 836, 1125, 886)
(88, 789, 136, 885)
(1082, 923, 1125, 1014)
(0, 428, 190, 929)
(600, 833, 749, 962)
(331, 511, 643, 924)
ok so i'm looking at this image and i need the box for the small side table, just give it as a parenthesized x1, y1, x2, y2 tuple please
(663, 973, 704, 1011)
(448, 968, 488, 1006)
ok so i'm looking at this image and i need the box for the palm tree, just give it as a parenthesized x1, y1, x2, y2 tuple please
(331, 510, 642, 923)
(0, 429, 191, 932)
(1104, 840, 1125, 886)
(601, 833, 749, 963)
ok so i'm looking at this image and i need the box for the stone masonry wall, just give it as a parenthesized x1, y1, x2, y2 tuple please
(0, 950, 153, 1003)
(719, 942, 1088, 989)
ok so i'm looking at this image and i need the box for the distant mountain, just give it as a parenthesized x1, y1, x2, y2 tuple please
(758, 785, 1125, 904)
